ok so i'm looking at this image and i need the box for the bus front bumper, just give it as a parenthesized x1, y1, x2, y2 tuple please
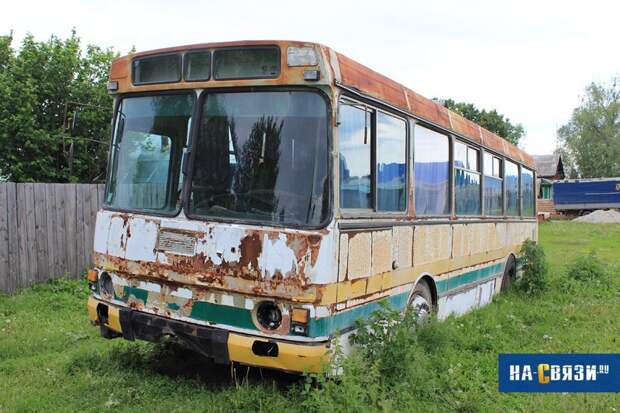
(87, 297, 328, 374)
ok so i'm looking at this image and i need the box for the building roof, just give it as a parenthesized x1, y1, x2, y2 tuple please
(109, 40, 535, 169)
(532, 154, 564, 178)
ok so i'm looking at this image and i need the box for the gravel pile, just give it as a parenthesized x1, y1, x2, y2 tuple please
(573, 209, 620, 223)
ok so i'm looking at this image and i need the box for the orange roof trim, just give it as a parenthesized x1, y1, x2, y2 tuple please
(109, 40, 534, 169)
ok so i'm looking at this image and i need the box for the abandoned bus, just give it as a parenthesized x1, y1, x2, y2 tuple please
(87, 40, 537, 373)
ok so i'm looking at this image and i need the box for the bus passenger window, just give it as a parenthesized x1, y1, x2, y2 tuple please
(339, 104, 372, 209)
(376, 112, 406, 211)
(414, 125, 450, 216)
(521, 167, 535, 216)
(483, 152, 503, 216)
(505, 160, 520, 216)
(455, 142, 481, 215)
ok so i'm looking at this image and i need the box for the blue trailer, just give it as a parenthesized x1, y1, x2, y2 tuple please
(553, 178, 620, 211)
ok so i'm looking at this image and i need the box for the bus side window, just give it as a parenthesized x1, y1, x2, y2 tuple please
(339, 104, 372, 209)
(505, 160, 520, 216)
(414, 125, 450, 216)
(376, 112, 407, 212)
(521, 167, 535, 216)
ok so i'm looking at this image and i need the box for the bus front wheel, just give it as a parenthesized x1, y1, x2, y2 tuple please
(409, 281, 433, 321)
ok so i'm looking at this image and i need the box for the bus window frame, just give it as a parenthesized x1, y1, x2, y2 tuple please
(337, 95, 410, 219)
(453, 139, 482, 217)
(182, 85, 334, 230)
(131, 53, 183, 86)
(520, 166, 536, 218)
(481, 148, 505, 217)
(504, 158, 521, 218)
(410, 122, 453, 218)
(212, 46, 282, 81)
(183, 50, 212, 82)
(102, 89, 198, 219)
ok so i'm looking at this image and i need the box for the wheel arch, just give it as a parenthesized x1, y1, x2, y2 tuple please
(412, 274, 438, 309)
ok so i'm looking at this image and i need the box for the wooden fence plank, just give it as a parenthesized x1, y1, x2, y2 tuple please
(64, 184, 78, 279)
(24, 183, 38, 286)
(97, 184, 105, 208)
(7, 183, 19, 293)
(0, 184, 9, 291)
(53, 184, 68, 277)
(34, 183, 49, 283)
(75, 185, 86, 277)
(88, 185, 99, 267)
(44, 184, 59, 278)
(16, 185, 29, 290)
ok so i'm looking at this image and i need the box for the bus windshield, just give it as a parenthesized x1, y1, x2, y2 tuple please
(105, 94, 194, 213)
(188, 91, 329, 227)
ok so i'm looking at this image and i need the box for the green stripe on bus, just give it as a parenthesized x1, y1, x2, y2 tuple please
(307, 292, 410, 337)
(113, 261, 504, 338)
(189, 301, 256, 331)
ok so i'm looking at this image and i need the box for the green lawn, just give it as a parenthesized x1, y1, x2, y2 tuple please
(0, 222, 618, 412)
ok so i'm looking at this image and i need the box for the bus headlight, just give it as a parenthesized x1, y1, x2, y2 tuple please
(98, 272, 114, 298)
(256, 301, 282, 330)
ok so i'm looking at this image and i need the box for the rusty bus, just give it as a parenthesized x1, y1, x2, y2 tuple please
(87, 40, 537, 373)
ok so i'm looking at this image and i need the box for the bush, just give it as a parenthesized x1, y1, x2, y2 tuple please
(299, 303, 442, 412)
(566, 251, 607, 282)
(517, 240, 548, 295)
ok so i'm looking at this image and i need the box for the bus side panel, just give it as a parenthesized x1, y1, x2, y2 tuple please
(334, 221, 537, 322)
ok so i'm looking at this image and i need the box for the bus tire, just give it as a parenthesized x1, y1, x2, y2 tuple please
(409, 281, 433, 321)
(501, 255, 516, 293)
(100, 325, 121, 339)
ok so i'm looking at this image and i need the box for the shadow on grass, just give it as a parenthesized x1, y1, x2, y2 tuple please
(66, 338, 302, 390)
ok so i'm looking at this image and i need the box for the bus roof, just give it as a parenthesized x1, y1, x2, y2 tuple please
(108, 40, 535, 170)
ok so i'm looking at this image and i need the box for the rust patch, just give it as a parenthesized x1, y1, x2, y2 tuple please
(239, 232, 262, 271)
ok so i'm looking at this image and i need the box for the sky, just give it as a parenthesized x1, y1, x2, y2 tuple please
(2, 0, 619, 155)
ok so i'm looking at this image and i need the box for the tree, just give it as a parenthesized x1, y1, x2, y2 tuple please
(443, 99, 525, 146)
(0, 30, 116, 183)
(557, 78, 620, 178)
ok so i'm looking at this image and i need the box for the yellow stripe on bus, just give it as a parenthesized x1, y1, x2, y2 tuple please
(227, 333, 329, 374)
(87, 296, 122, 333)
(322, 245, 517, 305)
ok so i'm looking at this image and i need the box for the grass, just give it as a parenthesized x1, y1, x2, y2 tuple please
(0, 221, 619, 412)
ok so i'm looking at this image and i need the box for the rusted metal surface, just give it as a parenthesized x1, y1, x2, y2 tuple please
(328, 49, 535, 169)
(93, 211, 337, 306)
(107, 39, 533, 169)
(109, 40, 334, 96)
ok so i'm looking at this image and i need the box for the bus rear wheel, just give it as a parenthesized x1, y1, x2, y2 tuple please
(409, 281, 433, 321)
(501, 255, 516, 292)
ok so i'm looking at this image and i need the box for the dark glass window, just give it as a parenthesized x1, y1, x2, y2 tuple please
(483, 152, 503, 216)
(376, 112, 407, 211)
(185, 51, 211, 81)
(454, 141, 467, 168)
(455, 142, 481, 215)
(414, 125, 450, 215)
(521, 168, 535, 216)
(189, 91, 328, 227)
(455, 170, 481, 215)
(213, 47, 280, 80)
(132, 54, 181, 84)
(339, 104, 372, 209)
(506, 160, 520, 216)
(106, 94, 194, 212)
(484, 176, 503, 215)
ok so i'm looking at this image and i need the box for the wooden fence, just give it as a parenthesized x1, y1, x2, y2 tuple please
(0, 183, 105, 293)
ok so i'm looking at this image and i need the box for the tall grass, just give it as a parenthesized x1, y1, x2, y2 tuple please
(1, 222, 619, 412)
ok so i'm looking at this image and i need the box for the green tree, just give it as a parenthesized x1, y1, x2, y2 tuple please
(443, 99, 525, 146)
(557, 78, 620, 178)
(0, 30, 116, 182)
